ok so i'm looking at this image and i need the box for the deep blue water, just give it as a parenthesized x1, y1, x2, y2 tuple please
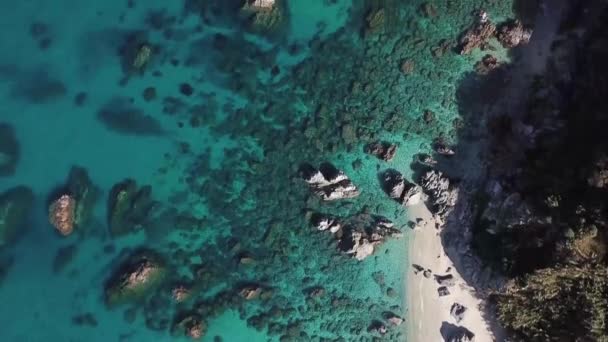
(0, 1, 515, 341)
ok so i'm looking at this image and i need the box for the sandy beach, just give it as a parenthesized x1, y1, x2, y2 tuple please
(406, 202, 495, 342)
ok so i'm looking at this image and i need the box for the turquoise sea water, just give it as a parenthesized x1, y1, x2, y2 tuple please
(0, 1, 515, 341)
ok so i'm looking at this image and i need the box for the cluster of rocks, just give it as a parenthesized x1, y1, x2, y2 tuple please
(419, 170, 458, 218)
(104, 249, 167, 307)
(311, 212, 402, 261)
(300, 163, 360, 201)
(457, 13, 533, 55)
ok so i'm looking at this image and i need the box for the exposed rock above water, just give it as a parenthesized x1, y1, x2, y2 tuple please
(419, 170, 458, 217)
(0, 186, 34, 247)
(450, 303, 467, 323)
(48, 194, 76, 236)
(171, 313, 206, 340)
(300, 163, 360, 201)
(496, 19, 532, 48)
(104, 249, 166, 306)
(457, 19, 496, 55)
(240, 0, 284, 33)
(310, 212, 402, 261)
(380, 169, 421, 206)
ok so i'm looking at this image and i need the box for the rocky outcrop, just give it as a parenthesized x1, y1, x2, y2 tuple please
(457, 18, 496, 55)
(48, 166, 99, 237)
(107, 179, 156, 237)
(365, 141, 397, 161)
(300, 163, 360, 201)
(104, 249, 166, 306)
(380, 169, 421, 206)
(48, 194, 76, 236)
(441, 322, 475, 342)
(496, 20, 532, 48)
(419, 170, 458, 217)
(0, 186, 34, 247)
(310, 212, 402, 260)
(0, 123, 19, 177)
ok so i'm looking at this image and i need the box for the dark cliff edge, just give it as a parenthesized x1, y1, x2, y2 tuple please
(425, 1, 608, 341)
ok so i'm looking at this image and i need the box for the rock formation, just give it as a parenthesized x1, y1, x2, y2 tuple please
(240, 0, 284, 33)
(104, 249, 166, 306)
(380, 169, 421, 206)
(300, 163, 360, 201)
(457, 18, 496, 55)
(419, 170, 458, 217)
(496, 20, 532, 48)
(48, 194, 76, 236)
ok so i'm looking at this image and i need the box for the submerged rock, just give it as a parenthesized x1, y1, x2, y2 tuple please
(107, 179, 156, 237)
(104, 249, 166, 306)
(240, 0, 285, 33)
(97, 99, 164, 136)
(365, 141, 397, 161)
(300, 163, 360, 201)
(0, 123, 19, 177)
(380, 169, 421, 206)
(172, 313, 206, 340)
(496, 19, 532, 48)
(66, 166, 100, 229)
(475, 54, 500, 75)
(48, 194, 76, 236)
(0, 186, 34, 247)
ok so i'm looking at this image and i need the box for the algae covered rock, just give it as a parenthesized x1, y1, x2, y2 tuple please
(107, 179, 156, 237)
(0, 186, 34, 247)
(171, 313, 206, 340)
(240, 0, 285, 33)
(104, 249, 166, 306)
(0, 123, 20, 177)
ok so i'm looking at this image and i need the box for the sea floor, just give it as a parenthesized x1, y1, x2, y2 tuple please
(0, 1, 515, 341)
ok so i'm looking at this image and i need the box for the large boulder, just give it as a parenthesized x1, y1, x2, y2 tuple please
(0, 186, 34, 247)
(380, 169, 421, 206)
(0, 123, 20, 177)
(300, 163, 360, 201)
(48, 194, 76, 236)
(419, 170, 458, 216)
(496, 20, 532, 48)
(48, 166, 99, 236)
(450, 303, 467, 323)
(107, 179, 156, 236)
(104, 249, 166, 306)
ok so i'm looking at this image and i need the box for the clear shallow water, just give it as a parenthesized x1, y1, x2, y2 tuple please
(0, 1, 514, 341)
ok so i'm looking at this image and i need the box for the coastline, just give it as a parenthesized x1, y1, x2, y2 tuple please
(406, 203, 495, 342)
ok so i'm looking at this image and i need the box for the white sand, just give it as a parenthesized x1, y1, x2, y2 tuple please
(406, 203, 495, 342)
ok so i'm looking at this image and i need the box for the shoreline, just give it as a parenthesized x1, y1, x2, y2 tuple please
(406, 203, 495, 342)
